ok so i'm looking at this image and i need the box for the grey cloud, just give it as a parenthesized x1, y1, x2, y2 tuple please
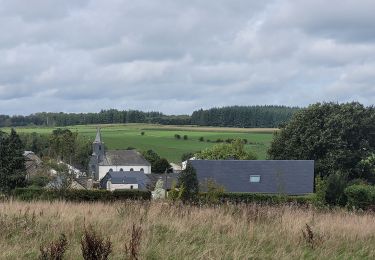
(0, 0, 374, 116)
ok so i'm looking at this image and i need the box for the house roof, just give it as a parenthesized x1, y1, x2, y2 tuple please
(100, 150, 151, 166)
(190, 160, 314, 195)
(100, 171, 151, 190)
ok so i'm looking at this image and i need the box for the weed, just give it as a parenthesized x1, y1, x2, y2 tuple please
(39, 233, 68, 260)
(81, 225, 112, 260)
(124, 223, 143, 260)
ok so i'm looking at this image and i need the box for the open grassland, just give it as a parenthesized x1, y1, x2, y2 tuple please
(5, 124, 276, 162)
(0, 200, 374, 259)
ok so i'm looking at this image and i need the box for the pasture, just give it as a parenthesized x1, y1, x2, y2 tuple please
(0, 200, 374, 259)
(6, 124, 276, 162)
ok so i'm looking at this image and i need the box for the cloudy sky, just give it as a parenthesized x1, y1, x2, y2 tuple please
(0, 0, 374, 115)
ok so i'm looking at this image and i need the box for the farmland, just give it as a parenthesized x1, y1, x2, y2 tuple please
(0, 200, 374, 259)
(4, 124, 276, 162)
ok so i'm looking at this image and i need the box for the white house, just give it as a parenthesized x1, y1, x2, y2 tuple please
(100, 171, 150, 191)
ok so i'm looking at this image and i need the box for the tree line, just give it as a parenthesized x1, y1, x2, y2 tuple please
(191, 105, 299, 128)
(0, 106, 299, 128)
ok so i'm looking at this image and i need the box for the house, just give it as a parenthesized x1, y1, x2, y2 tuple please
(100, 171, 151, 191)
(45, 176, 87, 190)
(89, 128, 151, 180)
(190, 160, 314, 195)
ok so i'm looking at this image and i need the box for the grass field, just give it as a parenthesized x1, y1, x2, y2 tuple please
(0, 200, 374, 259)
(5, 124, 276, 162)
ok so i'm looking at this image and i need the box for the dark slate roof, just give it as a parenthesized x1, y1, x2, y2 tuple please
(147, 173, 180, 190)
(100, 171, 151, 190)
(190, 160, 314, 195)
(100, 150, 151, 166)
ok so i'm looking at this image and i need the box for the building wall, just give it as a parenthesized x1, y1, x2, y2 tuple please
(106, 181, 139, 191)
(98, 165, 151, 180)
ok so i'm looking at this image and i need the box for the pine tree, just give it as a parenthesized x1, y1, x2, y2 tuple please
(0, 129, 26, 194)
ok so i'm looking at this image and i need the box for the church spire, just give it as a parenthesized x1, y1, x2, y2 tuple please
(94, 127, 102, 143)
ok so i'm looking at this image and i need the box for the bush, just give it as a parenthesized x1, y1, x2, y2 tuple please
(344, 184, 375, 210)
(183, 135, 188, 140)
(174, 134, 181, 139)
(199, 192, 315, 205)
(198, 137, 204, 142)
(13, 188, 151, 202)
(140, 131, 145, 136)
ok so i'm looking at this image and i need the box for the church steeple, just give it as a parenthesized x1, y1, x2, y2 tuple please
(94, 127, 102, 143)
(92, 127, 104, 159)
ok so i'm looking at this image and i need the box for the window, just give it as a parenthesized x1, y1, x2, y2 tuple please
(130, 168, 134, 171)
(109, 168, 113, 172)
(249, 175, 261, 183)
(99, 145, 101, 151)
(130, 185, 133, 190)
(120, 168, 124, 171)
(140, 168, 144, 172)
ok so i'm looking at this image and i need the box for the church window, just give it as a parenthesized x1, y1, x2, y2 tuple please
(140, 168, 144, 172)
(120, 168, 124, 171)
(109, 168, 113, 172)
(130, 185, 134, 189)
(99, 145, 101, 151)
(130, 168, 134, 171)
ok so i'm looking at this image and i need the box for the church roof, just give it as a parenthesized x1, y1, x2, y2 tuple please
(100, 150, 151, 166)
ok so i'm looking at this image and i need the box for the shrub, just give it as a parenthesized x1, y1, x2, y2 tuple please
(13, 188, 151, 202)
(174, 134, 181, 139)
(81, 225, 112, 260)
(344, 184, 375, 210)
(200, 192, 315, 205)
(198, 137, 204, 142)
(140, 132, 145, 136)
(183, 135, 188, 140)
(39, 233, 68, 260)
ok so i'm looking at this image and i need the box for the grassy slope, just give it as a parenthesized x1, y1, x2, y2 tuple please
(0, 201, 374, 259)
(5, 124, 275, 162)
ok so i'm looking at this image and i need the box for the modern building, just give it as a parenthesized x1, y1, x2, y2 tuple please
(190, 160, 314, 195)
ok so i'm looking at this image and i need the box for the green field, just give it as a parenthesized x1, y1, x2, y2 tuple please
(4, 124, 276, 162)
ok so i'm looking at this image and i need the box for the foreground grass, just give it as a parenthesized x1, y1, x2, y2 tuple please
(4, 124, 275, 162)
(0, 200, 374, 259)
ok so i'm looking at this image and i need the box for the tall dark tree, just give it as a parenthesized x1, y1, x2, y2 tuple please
(153, 158, 172, 174)
(268, 102, 375, 182)
(177, 163, 199, 202)
(0, 129, 26, 193)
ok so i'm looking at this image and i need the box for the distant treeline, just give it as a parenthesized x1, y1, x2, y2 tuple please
(191, 106, 299, 128)
(0, 106, 299, 128)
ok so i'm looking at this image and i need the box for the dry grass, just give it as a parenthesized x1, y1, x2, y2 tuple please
(0, 200, 374, 259)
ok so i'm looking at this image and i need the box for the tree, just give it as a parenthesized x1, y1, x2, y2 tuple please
(181, 152, 195, 162)
(153, 158, 172, 174)
(268, 102, 375, 183)
(177, 163, 199, 202)
(0, 129, 27, 193)
(196, 139, 257, 160)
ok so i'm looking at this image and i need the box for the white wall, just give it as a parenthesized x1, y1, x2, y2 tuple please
(98, 165, 151, 180)
(106, 181, 139, 191)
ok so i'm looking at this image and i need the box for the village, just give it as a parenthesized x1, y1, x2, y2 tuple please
(24, 127, 314, 199)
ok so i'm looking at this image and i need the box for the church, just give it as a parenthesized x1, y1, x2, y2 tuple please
(89, 128, 151, 181)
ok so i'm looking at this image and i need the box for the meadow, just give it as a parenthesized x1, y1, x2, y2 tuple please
(0, 200, 374, 259)
(6, 124, 276, 162)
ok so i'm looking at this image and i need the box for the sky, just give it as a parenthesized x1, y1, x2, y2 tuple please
(0, 0, 374, 115)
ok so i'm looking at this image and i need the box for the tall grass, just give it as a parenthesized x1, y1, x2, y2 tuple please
(0, 200, 374, 259)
